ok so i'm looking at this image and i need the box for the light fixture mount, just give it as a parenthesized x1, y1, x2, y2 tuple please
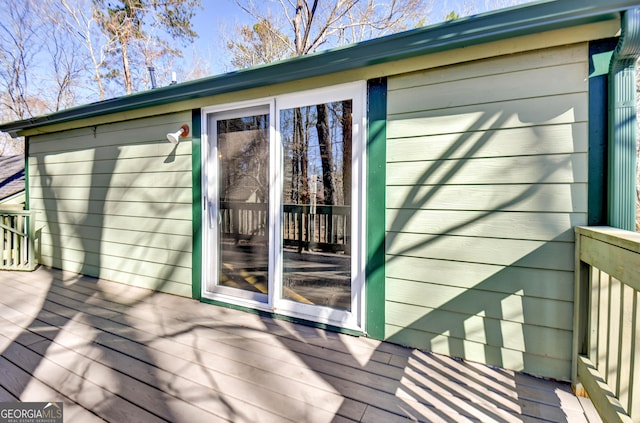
(166, 124, 189, 144)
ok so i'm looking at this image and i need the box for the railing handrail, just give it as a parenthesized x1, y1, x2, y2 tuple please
(218, 201, 351, 215)
(0, 209, 34, 216)
(575, 225, 640, 254)
(575, 226, 640, 292)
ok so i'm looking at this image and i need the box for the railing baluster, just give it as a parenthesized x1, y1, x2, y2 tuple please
(1, 215, 5, 267)
(574, 226, 640, 422)
(21, 215, 26, 267)
(619, 283, 633, 412)
(590, 267, 600, 365)
(630, 291, 639, 417)
(12, 215, 18, 266)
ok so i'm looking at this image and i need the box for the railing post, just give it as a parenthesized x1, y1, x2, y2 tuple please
(572, 228, 590, 395)
(27, 210, 35, 270)
(1, 215, 5, 267)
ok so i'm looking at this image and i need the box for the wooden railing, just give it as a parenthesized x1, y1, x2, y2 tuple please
(0, 210, 36, 271)
(573, 226, 640, 423)
(219, 202, 350, 252)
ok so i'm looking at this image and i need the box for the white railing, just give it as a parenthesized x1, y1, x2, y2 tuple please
(573, 226, 640, 423)
(0, 210, 36, 271)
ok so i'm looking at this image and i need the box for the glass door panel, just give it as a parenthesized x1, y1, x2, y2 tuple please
(280, 101, 352, 311)
(214, 109, 270, 299)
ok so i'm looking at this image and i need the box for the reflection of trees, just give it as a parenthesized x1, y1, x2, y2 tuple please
(283, 101, 352, 208)
(291, 107, 309, 205)
(342, 100, 352, 207)
(316, 103, 336, 204)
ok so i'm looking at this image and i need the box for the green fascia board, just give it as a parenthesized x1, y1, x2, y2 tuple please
(0, 0, 634, 136)
(25, 140, 29, 211)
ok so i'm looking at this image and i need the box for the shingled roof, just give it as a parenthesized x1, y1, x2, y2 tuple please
(0, 155, 25, 202)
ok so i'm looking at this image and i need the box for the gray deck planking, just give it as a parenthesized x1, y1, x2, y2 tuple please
(0, 267, 601, 422)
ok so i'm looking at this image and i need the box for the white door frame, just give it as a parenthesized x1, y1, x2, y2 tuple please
(201, 81, 366, 331)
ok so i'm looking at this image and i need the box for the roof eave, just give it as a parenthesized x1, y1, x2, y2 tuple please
(0, 0, 633, 136)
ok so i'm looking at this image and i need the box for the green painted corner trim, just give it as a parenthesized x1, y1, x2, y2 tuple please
(366, 78, 387, 341)
(607, 7, 640, 231)
(588, 38, 618, 226)
(191, 109, 202, 300)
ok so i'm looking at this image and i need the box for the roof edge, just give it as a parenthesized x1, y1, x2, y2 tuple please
(0, 0, 634, 136)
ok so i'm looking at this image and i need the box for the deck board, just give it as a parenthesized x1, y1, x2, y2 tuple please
(0, 267, 601, 422)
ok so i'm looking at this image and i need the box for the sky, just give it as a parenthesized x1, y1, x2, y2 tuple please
(184, 0, 536, 77)
(189, 0, 253, 74)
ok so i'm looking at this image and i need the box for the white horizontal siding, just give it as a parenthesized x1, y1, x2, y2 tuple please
(384, 43, 589, 380)
(29, 112, 193, 297)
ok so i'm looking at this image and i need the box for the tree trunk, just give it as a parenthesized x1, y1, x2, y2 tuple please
(120, 36, 133, 94)
(342, 100, 352, 206)
(92, 51, 106, 100)
(316, 103, 335, 205)
(292, 107, 309, 251)
(293, 0, 304, 55)
(300, 109, 308, 206)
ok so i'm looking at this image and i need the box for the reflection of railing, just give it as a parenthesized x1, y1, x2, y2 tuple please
(573, 226, 639, 423)
(219, 202, 268, 242)
(0, 210, 36, 271)
(283, 204, 350, 252)
(219, 202, 350, 252)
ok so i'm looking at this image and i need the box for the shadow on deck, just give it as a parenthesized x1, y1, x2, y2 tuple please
(0, 267, 599, 422)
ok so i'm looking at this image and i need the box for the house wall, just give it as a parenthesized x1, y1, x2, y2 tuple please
(384, 43, 589, 380)
(28, 112, 193, 297)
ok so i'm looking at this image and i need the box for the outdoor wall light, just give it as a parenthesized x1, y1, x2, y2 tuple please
(166, 124, 189, 144)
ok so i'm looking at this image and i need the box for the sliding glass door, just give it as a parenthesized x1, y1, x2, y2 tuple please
(279, 101, 353, 310)
(204, 105, 271, 303)
(203, 83, 365, 330)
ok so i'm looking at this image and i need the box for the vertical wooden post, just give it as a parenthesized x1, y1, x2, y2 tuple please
(1, 215, 6, 267)
(28, 211, 35, 270)
(573, 229, 590, 394)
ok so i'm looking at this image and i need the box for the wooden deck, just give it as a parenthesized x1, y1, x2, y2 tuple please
(0, 266, 600, 422)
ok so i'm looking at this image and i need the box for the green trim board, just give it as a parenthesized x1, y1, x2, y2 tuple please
(0, 0, 634, 137)
(588, 38, 617, 225)
(366, 78, 387, 340)
(191, 108, 202, 300)
(24, 137, 29, 211)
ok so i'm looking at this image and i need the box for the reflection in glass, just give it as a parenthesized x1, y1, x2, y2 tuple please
(281, 101, 352, 310)
(216, 112, 269, 295)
